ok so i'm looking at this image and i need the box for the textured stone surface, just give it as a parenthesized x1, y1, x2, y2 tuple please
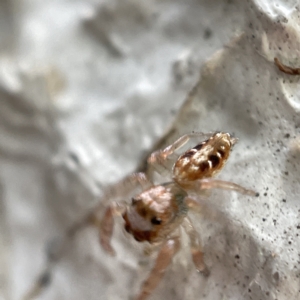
(0, 0, 300, 300)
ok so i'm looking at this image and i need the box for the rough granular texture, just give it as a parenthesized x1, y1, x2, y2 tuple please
(0, 0, 299, 299)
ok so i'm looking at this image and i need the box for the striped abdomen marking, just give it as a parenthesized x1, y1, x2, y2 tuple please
(173, 132, 235, 182)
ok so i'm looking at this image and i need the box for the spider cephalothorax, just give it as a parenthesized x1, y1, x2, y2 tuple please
(123, 183, 187, 243)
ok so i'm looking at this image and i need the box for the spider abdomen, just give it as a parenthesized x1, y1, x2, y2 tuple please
(172, 132, 236, 182)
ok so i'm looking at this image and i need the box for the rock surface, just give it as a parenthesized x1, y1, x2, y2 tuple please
(0, 0, 300, 299)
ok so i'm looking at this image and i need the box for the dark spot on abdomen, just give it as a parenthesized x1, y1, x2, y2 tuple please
(182, 150, 196, 158)
(209, 155, 220, 167)
(199, 161, 210, 172)
(193, 143, 205, 151)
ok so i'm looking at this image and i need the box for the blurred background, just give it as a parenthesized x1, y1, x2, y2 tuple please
(1, 0, 300, 299)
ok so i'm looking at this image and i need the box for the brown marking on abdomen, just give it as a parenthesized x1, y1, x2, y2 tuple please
(209, 155, 220, 168)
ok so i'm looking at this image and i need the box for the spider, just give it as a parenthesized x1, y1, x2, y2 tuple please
(94, 132, 256, 300)
(23, 132, 257, 300)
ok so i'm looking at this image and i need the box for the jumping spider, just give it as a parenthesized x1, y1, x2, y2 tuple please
(94, 132, 256, 300)
(24, 132, 256, 300)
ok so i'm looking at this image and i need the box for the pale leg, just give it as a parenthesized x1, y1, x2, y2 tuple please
(99, 205, 116, 255)
(143, 242, 161, 256)
(99, 172, 153, 207)
(191, 178, 257, 196)
(185, 197, 203, 213)
(182, 217, 209, 276)
(98, 204, 123, 255)
(136, 237, 181, 300)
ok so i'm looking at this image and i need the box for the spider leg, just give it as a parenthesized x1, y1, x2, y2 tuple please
(189, 178, 257, 196)
(143, 242, 161, 256)
(89, 202, 126, 256)
(136, 237, 181, 300)
(99, 205, 117, 255)
(185, 197, 203, 213)
(99, 172, 153, 206)
(148, 132, 213, 177)
(182, 217, 209, 276)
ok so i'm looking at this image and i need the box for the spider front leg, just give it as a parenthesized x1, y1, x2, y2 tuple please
(148, 132, 213, 176)
(89, 203, 126, 256)
(100, 172, 153, 205)
(182, 217, 209, 276)
(136, 237, 181, 300)
(89, 202, 126, 256)
(99, 205, 116, 255)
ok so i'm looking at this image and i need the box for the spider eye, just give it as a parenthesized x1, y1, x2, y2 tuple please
(151, 217, 162, 225)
